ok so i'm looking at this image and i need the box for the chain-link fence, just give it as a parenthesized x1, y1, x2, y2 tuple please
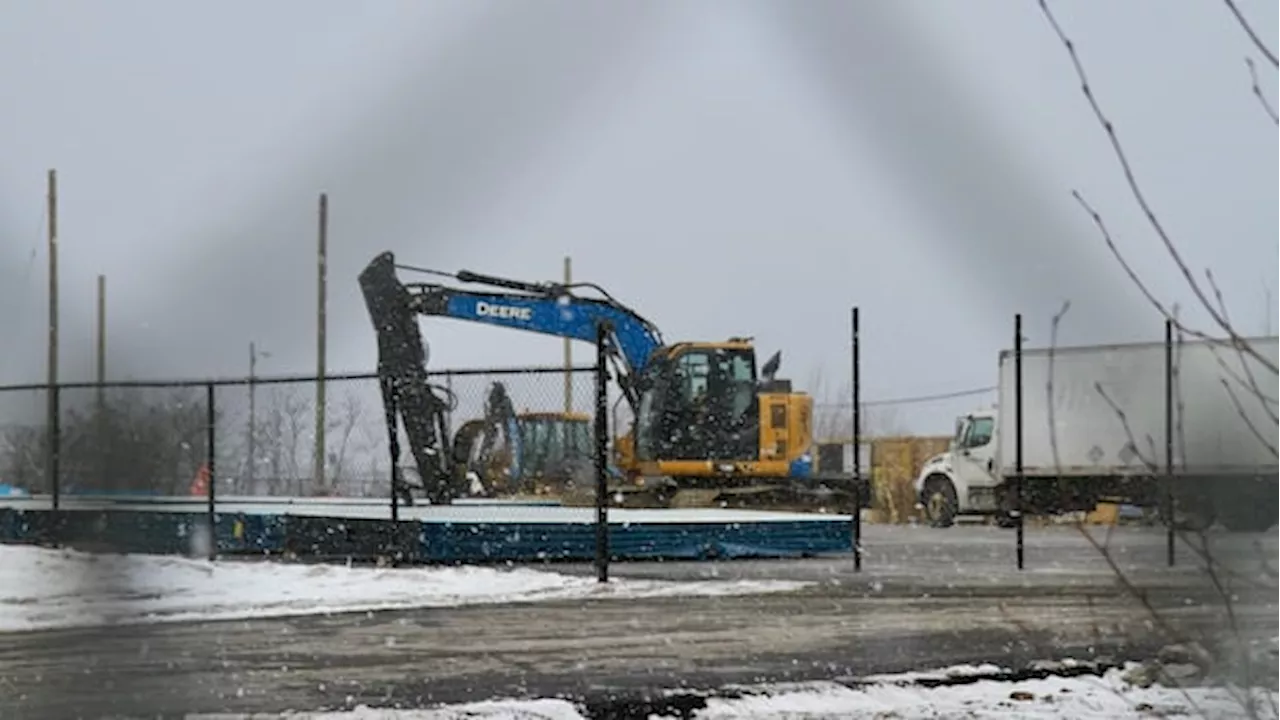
(0, 361, 621, 574)
(0, 383, 213, 498)
(212, 373, 381, 499)
(0, 385, 52, 495)
(0, 364, 599, 506)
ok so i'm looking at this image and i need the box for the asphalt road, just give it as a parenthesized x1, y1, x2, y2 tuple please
(2, 525, 1275, 719)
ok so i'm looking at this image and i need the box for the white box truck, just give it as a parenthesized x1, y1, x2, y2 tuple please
(914, 335, 1278, 532)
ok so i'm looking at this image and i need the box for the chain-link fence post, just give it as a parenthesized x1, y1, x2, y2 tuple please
(49, 382, 61, 543)
(206, 382, 217, 560)
(385, 378, 401, 524)
(594, 321, 611, 583)
(1014, 313, 1025, 571)
(1164, 318, 1176, 567)
(850, 306, 862, 572)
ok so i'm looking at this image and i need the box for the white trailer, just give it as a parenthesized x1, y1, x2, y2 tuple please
(915, 335, 1278, 532)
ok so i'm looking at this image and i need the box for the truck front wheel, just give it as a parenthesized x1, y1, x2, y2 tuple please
(922, 476, 958, 529)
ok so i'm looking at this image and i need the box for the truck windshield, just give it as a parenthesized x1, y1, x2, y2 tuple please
(962, 417, 995, 448)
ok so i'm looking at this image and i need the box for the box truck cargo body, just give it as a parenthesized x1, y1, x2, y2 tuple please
(915, 335, 1278, 532)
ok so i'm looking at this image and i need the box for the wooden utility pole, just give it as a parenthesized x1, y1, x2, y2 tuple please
(563, 256, 573, 417)
(313, 193, 328, 494)
(46, 169, 59, 507)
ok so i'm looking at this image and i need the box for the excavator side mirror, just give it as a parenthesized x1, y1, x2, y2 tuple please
(761, 350, 782, 382)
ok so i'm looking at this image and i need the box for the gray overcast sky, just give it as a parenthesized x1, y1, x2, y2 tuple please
(0, 0, 1275, 432)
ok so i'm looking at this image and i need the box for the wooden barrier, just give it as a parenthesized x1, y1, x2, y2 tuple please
(815, 436, 951, 523)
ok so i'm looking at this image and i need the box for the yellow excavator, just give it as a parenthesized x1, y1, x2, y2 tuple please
(359, 251, 850, 509)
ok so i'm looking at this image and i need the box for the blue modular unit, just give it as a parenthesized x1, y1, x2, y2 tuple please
(0, 501, 852, 563)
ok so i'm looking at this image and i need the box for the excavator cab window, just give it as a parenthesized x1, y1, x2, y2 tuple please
(634, 347, 759, 462)
(556, 419, 592, 459)
(519, 416, 593, 478)
(521, 419, 549, 476)
(634, 360, 668, 463)
(676, 352, 711, 403)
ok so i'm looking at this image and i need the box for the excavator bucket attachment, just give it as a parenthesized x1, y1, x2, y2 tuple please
(359, 252, 459, 505)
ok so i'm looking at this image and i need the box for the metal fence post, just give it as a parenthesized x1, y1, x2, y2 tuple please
(594, 321, 611, 583)
(386, 379, 401, 524)
(1164, 318, 1175, 567)
(206, 382, 217, 561)
(50, 383, 61, 542)
(1014, 313, 1025, 570)
(851, 306, 862, 572)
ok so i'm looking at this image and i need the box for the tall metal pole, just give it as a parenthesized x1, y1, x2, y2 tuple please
(47, 169, 60, 512)
(851, 306, 862, 572)
(1014, 313, 1025, 570)
(248, 342, 257, 489)
(313, 193, 328, 495)
(1164, 318, 1175, 567)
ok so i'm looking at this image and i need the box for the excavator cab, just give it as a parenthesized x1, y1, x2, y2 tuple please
(633, 341, 761, 464)
(518, 411, 593, 480)
(624, 340, 816, 502)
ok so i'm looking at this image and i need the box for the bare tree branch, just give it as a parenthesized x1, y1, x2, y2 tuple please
(1223, 0, 1274, 67)
(325, 391, 367, 494)
(1244, 58, 1274, 127)
(1039, 0, 1280, 381)
(1041, 4, 1278, 714)
(1044, 298, 1071, 521)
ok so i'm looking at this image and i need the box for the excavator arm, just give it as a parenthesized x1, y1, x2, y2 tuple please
(451, 381, 523, 496)
(358, 251, 664, 505)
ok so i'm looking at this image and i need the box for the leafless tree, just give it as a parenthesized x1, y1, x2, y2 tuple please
(324, 390, 381, 496)
(807, 367, 906, 439)
(233, 384, 386, 497)
(244, 386, 313, 496)
(1040, 2, 1277, 716)
(0, 388, 213, 496)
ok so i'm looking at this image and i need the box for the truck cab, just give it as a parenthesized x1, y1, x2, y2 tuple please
(914, 408, 1002, 527)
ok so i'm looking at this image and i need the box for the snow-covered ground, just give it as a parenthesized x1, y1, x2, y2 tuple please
(184, 667, 1280, 719)
(0, 544, 810, 632)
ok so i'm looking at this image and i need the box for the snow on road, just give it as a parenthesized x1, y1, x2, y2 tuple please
(683, 676, 1276, 720)
(185, 668, 1279, 719)
(0, 544, 810, 632)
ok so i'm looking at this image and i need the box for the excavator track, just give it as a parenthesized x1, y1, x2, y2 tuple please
(559, 476, 863, 514)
